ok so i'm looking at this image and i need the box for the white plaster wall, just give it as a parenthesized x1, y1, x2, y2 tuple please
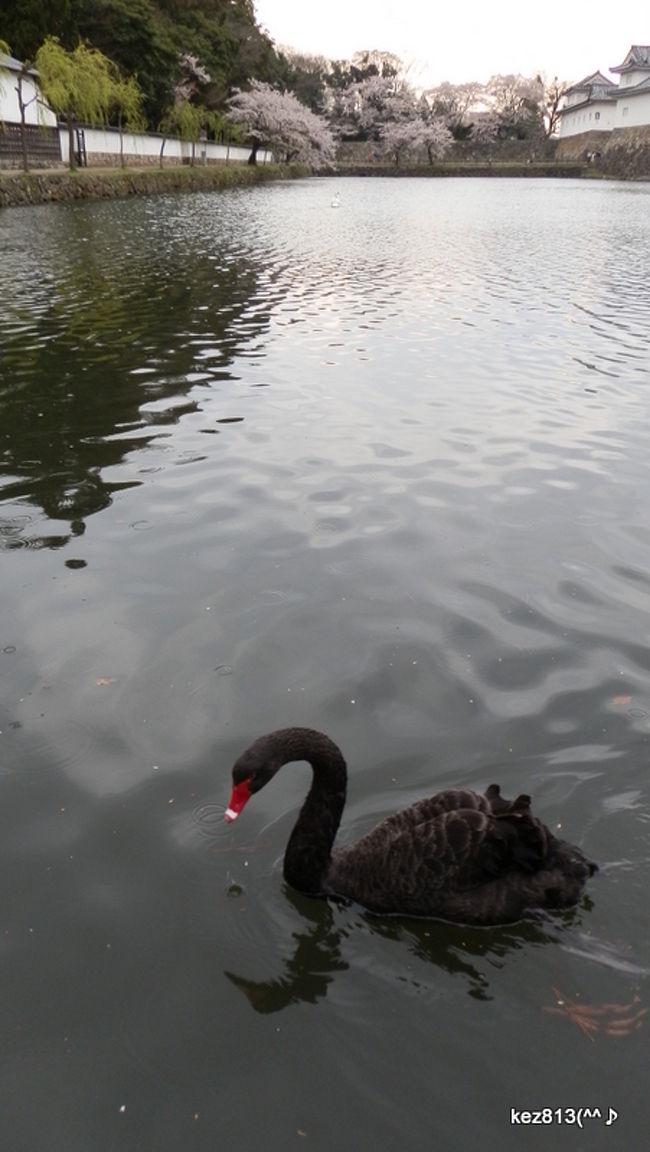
(614, 90, 650, 127)
(560, 101, 616, 137)
(0, 67, 57, 127)
(58, 124, 271, 165)
(617, 69, 650, 87)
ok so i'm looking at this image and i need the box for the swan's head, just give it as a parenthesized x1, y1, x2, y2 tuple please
(225, 739, 281, 822)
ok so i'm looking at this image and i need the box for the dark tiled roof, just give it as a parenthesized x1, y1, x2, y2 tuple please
(565, 70, 615, 95)
(0, 51, 38, 75)
(611, 45, 650, 72)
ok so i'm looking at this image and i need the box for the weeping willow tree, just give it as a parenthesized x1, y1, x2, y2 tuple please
(176, 99, 205, 165)
(158, 99, 205, 167)
(34, 36, 123, 169)
(111, 72, 145, 165)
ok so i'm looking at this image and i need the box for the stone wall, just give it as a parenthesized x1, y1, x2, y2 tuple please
(73, 152, 231, 168)
(556, 125, 650, 178)
(337, 136, 558, 168)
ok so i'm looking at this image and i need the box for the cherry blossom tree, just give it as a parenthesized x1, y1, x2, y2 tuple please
(341, 73, 416, 140)
(418, 118, 454, 165)
(227, 80, 335, 167)
(468, 114, 500, 148)
(422, 74, 549, 146)
(158, 52, 211, 167)
(414, 93, 456, 163)
(380, 117, 452, 166)
(174, 53, 211, 103)
(422, 81, 482, 139)
(350, 50, 404, 82)
(486, 74, 545, 139)
(380, 118, 425, 166)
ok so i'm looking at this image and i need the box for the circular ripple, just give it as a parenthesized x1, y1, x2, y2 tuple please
(192, 801, 230, 838)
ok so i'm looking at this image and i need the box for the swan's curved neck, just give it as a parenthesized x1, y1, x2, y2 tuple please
(275, 729, 347, 894)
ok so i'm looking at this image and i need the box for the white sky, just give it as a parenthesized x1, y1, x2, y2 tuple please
(254, 1, 648, 87)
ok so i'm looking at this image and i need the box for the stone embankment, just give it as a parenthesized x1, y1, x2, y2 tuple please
(555, 125, 650, 179)
(332, 163, 586, 178)
(0, 162, 309, 208)
(335, 132, 649, 180)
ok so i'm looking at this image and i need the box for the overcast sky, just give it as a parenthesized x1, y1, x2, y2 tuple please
(254, 1, 648, 86)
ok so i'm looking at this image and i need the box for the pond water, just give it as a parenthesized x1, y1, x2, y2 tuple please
(1, 176, 649, 1151)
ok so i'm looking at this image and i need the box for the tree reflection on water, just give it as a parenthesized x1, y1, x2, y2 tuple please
(0, 200, 268, 548)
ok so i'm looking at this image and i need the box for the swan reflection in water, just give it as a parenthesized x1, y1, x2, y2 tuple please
(224, 890, 610, 1014)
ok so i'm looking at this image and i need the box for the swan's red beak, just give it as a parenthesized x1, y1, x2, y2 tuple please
(225, 779, 251, 822)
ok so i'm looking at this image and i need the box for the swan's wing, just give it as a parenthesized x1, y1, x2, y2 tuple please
(432, 805, 548, 880)
(329, 804, 549, 914)
(359, 785, 528, 844)
(366, 788, 491, 839)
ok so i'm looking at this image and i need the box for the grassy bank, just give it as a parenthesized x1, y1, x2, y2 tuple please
(0, 162, 311, 208)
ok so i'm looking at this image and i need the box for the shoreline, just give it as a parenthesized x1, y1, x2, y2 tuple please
(0, 162, 310, 208)
(2, 159, 646, 207)
(329, 162, 589, 179)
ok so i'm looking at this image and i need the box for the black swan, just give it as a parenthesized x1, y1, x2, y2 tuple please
(225, 728, 597, 924)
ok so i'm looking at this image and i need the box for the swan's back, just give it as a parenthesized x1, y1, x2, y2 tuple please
(326, 784, 597, 923)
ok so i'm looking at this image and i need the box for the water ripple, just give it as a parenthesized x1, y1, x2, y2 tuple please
(2, 178, 650, 1148)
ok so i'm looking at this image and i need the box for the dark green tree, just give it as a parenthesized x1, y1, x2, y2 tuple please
(276, 49, 328, 114)
(2, 0, 297, 131)
(75, 0, 176, 126)
(0, 0, 81, 59)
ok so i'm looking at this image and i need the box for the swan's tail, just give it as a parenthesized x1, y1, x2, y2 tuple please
(484, 783, 597, 878)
